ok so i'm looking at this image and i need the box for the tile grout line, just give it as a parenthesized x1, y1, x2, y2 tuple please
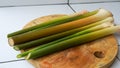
(0, 1, 119, 8)
(110, 57, 120, 68)
(117, 56, 120, 62)
(0, 59, 25, 64)
(67, 0, 76, 13)
(116, 45, 120, 62)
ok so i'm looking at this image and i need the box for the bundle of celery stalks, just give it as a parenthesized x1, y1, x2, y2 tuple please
(7, 9, 120, 60)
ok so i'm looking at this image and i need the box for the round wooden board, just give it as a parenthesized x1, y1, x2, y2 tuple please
(23, 14, 118, 68)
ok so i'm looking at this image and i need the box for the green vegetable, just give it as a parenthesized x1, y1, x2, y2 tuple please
(17, 21, 112, 58)
(26, 25, 120, 59)
(14, 17, 113, 50)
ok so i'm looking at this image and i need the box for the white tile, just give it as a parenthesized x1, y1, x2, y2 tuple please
(0, 60, 34, 68)
(110, 58, 120, 68)
(0, 5, 73, 61)
(0, 0, 67, 6)
(70, 0, 120, 3)
(115, 33, 120, 45)
(117, 46, 120, 59)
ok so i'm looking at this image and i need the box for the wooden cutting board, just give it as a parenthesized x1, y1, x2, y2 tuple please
(23, 14, 118, 68)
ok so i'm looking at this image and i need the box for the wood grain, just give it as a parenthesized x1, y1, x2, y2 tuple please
(23, 14, 118, 68)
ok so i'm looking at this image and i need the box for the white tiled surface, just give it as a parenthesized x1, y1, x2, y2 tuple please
(0, 0, 120, 68)
(118, 46, 120, 60)
(0, 0, 67, 6)
(111, 58, 120, 68)
(0, 60, 34, 68)
(0, 5, 73, 62)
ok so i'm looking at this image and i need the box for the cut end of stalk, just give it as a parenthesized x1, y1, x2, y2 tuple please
(17, 54, 23, 58)
(13, 46, 20, 51)
(96, 8, 113, 18)
(25, 53, 31, 60)
(7, 34, 10, 38)
(8, 37, 14, 46)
